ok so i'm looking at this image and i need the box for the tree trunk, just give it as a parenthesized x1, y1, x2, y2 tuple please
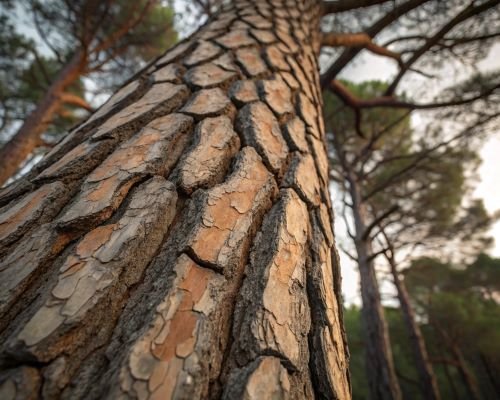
(388, 256, 441, 400)
(450, 345, 481, 400)
(434, 322, 481, 400)
(0, 1, 351, 399)
(441, 361, 460, 400)
(0, 50, 85, 187)
(480, 352, 500, 398)
(347, 174, 402, 400)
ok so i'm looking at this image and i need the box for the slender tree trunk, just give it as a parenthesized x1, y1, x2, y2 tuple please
(441, 361, 460, 400)
(388, 256, 441, 400)
(434, 322, 481, 400)
(347, 174, 402, 400)
(0, 50, 85, 187)
(0, 1, 351, 399)
(450, 345, 481, 400)
(480, 352, 500, 398)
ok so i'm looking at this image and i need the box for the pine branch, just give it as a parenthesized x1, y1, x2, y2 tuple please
(322, 0, 392, 15)
(385, 0, 500, 95)
(321, 32, 402, 65)
(320, 0, 430, 87)
(60, 93, 93, 111)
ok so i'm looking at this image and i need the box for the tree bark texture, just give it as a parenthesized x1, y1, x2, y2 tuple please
(347, 174, 402, 400)
(0, 51, 85, 187)
(0, 1, 351, 399)
(388, 258, 441, 400)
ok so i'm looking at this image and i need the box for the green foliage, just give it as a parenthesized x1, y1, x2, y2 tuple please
(345, 254, 500, 399)
(345, 306, 423, 400)
(25, 0, 177, 87)
(325, 79, 493, 259)
(0, 12, 35, 137)
(1, 0, 177, 143)
(407, 255, 500, 398)
(343, 307, 369, 400)
(20, 57, 85, 138)
(112, 2, 177, 62)
(324, 80, 412, 153)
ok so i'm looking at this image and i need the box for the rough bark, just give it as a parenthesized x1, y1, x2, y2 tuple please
(0, 51, 85, 187)
(0, 1, 351, 399)
(347, 173, 402, 400)
(388, 257, 441, 400)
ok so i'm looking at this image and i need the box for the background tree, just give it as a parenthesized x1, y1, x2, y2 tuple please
(0, 0, 177, 186)
(324, 77, 498, 400)
(319, 2, 499, 398)
(405, 254, 500, 399)
(345, 252, 500, 400)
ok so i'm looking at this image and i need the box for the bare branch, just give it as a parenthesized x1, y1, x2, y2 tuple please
(385, 0, 500, 95)
(320, 0, 430, 87)
(60, 93, 93, 112)
(363, 205, 400, 240)
(322, 0, 392, 15)
(339, 243, 358, 262)
(31, 1, 64, 64)
(329, 79, 499, 111)
(367, 247, 390, 262)
(321, 32, 402, 64)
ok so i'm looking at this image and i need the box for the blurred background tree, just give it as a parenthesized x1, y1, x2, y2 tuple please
(0, 0, 177, 185)
(345, 252, 500, 400)
(324, 76, 498, 399)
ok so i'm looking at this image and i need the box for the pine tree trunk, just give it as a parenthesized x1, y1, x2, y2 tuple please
(0, 51, 85, 187)
(435, 323, 481, 400)
(480, 352, 500, 398)
(442, 361, 460, 400)
(0, 1, 351, 399)
(388, 257, 441, 400)
(347, 173, 401, 400)
(450, 345, 481, 400)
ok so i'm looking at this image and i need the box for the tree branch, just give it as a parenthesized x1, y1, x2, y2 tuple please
(339, 243, 358, 262)
(363, 205, 400, 240)
(321, 32, 402, 64)
(330, 79, 499, 111)
(367, 247, 390, 262)
(90, 0, 154, 55)
(361, 112, 500, 201)
(320, 0, 430, 88)
(60, 93, 93, 112)
(31, 1, 64, 64)
(322, 0, 392, 15)
(385, 0, 500, 95)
